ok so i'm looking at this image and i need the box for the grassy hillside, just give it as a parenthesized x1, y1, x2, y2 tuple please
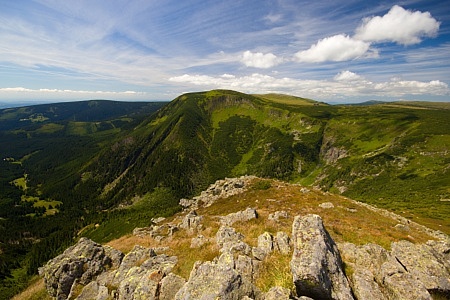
(0, 100, 166, 298)
(1, 91, 449, 298)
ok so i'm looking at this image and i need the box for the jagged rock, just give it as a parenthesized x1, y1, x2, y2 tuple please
(159, 273, 186, 300)
(221, 207, 258, 226)
(117, 267, 159, 300)
(426, 240, 450, 270)
(339, 243, 388, 299)
(268, 210, 289, 222)
(180, 210, 203, 232)
(323, 146, 348, 164)
(258, 232, 274, 254)
(112, 249, 177, 300)
(340, 240, 450, 300)
(179, 176, 256, 210)
(350, 267, 386, 300)
(175, 252, 256, 299)
(152, 217, 166, 224)
(179, 198, 195, 209)
(75, 281, 109, 300)
(216, 225, 252, 255)
(251, 232, 275, 261)
(319, 202, 335, 209)
(274, 231, 291, 255)
(252, 246, 267, 261)
(168, 224, 179, 236)
(111, 245, 156, 286)
(290, 214, 353, 300)
(235, 254, 261, 283)
(216, 226, 245, 248)
(264, 286, 291, 300)
(380, 257, 432, 300)
(39, 237, 124, 300)
(391, 240, 450, 293)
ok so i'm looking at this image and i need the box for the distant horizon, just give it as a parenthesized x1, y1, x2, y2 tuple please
(2, 92, 449, 110)
(1, 0, 449, 104)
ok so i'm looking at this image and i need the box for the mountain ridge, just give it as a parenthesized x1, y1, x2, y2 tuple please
(1, 90, 449, 298)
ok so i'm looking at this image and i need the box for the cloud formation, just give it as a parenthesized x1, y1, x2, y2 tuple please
(0, 87, 148, 100)
(241, 51, 281, 68)
(170, 72, 449, 99)
(294, 34, 372, 63)
(355, 5, 440, 45)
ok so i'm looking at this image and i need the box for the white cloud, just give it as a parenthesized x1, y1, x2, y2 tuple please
(169, 72, 449, 99)
(241, 51, 281, 68)
(355, 5, 440, 45)
(294, 34, 372, 63)
(0, 87, 148, 100)
(334, 70, 363, 81)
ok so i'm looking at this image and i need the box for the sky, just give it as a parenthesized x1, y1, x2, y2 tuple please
(1, 0, 450, 105)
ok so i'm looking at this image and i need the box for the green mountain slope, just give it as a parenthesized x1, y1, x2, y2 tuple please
(77, 90, 449, 233)
(0, 100, 166, 298)
(0, 91, 448, 298)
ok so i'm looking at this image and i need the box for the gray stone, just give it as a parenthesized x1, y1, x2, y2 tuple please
(111, 245, 156, 285)
(117, 267, 159, 300)
(159, 273, 186, 300)
(350, 268, 386, 300)
(258, 232, 274, 254)
(290, 214, 353, 300)
(380, 258, 432, 300)
(391, 240, 450, 292)
(235, 254, 261, 283)
(274, 231, 291, 255)
(76, 281, 109, 300)
(339, 242, 387, 300)
(216, 226, 245, 248)
(180, 210, 203, 232)
(319, 202, 335, 209)
(39, 237, 124, 300)
(175, 252, 256, 300)
(221, 207, 258, 226)
(264, 286, 291, 300)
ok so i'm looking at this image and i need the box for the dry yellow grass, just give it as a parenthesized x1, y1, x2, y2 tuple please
(101, 179, 435, 293)
(11, 277, 51, 300)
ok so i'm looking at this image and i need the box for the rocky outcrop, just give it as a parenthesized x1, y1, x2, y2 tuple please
(38, 237, 124, 300)
(179, 176, 256, 210)
(290, 214, 353, 300)
(220, 207, 258, 226)
(175, 252, 258, 299)
(340, 239, 450, 300)
(40, 212, 450, 300)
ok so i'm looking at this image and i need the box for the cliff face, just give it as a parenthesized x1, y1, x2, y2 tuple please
(39, 177, 450, 300)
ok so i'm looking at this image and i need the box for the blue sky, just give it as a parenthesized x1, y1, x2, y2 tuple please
(1, 0, 449, 104)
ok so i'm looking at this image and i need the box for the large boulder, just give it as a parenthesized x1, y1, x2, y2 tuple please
(290, 214, 353, 300)
(39, 237, 124, 300)
(340, 239, 450, 300)
(391, 240, 450, 293)
(175, 252, 257, 299)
